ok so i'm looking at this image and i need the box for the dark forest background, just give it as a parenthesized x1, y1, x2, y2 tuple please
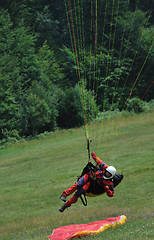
(0, 0, 153, 142)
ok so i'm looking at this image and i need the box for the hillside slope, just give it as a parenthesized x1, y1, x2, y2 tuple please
(0, 111, 154, 240)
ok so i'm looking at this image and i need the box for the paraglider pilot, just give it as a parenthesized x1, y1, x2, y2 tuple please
(59, 152, 116, 213)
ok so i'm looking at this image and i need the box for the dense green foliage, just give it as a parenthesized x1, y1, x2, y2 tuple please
(0, 0, 153, 141)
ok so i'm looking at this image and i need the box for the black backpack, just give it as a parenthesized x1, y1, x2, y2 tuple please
(79, 162, 124, 205)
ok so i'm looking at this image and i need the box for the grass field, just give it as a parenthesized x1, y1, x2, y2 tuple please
(0, 111, 154, 240)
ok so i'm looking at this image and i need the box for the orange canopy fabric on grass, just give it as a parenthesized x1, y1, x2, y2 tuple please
(49, 215, 127, 240)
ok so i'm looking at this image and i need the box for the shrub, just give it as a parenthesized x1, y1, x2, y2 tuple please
(126, 97, 147, 113)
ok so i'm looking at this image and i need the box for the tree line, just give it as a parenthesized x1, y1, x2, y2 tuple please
(0, 0, 153, 142)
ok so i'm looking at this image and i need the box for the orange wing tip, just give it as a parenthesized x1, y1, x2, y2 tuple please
(72, 215, 127, 238)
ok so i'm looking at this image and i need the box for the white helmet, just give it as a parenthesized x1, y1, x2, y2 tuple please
(103, 166, 116, 179)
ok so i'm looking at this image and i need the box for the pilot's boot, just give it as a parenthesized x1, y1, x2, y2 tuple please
(59, 194, 67, 202)
(59, 203, 67, 213)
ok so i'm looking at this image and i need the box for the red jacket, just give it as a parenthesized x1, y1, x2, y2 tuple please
(92, 153, 114, 197)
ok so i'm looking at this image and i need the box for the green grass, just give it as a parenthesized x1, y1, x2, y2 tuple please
(0, 111, 154, 240)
